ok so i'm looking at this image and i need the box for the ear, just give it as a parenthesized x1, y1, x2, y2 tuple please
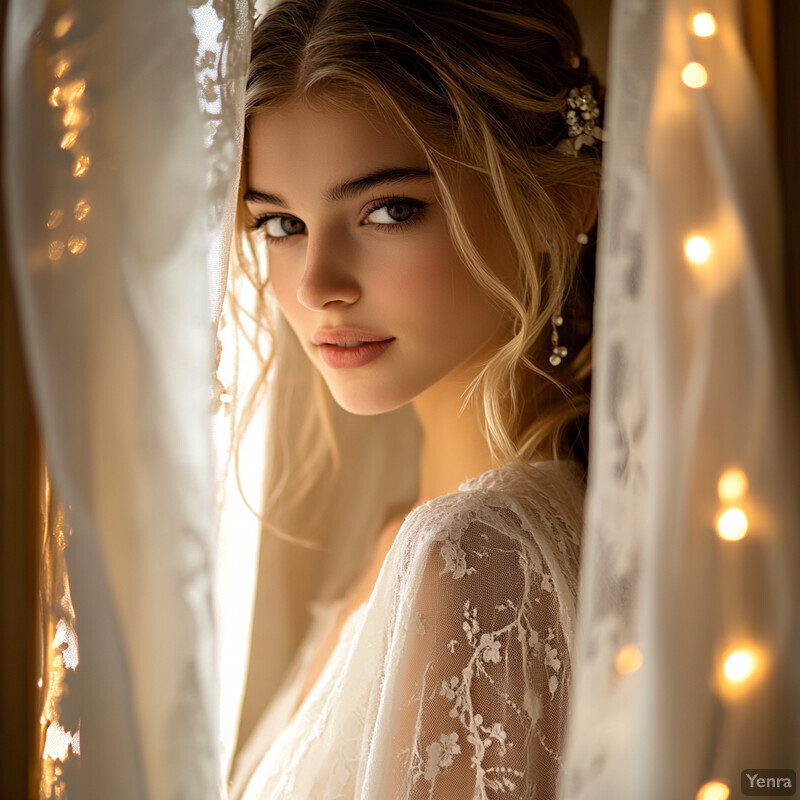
(536, 182, 600, 252)
(566, 182, 599, 240)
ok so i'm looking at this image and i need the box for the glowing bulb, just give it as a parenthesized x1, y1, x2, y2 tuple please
(54, 59, 71, 79)
(697, 780, 730, 800)
(48, 87, 63, 108)
(682, 62, 709, 89)
(62, 80, 86, 103)
(718, 468, 748, 502)
(48, 241, 66, 262)
(723, 649, 757, 683)
(46, 209, 64, 230)
(615, 644, 643, 675)
(60, 131, 78, 150)
(72, 155, 90, 178)
(692, 13, 717, 38)
(53, 12, 75, 38)
(73, 200, 91, 221)
(716, 508, 748, 541)
(38, 678, 44, 688)
(67, 235, 88, 255)
(62, 105, 83, 128)
(684, 235, 711, 264)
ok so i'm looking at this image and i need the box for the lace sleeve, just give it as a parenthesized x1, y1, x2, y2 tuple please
(371, 493, 574, 800)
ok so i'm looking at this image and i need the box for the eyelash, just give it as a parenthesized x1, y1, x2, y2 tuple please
(247, 196, 428, 246)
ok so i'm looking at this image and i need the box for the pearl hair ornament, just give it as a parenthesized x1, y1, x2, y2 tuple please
(550, 314, 568, 366)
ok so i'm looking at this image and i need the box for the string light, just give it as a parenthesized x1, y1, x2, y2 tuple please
(67, 235, 88, 255)
(684, 234, 711, 265)
(716, 508, 748, 541)
(62, 80, 86, 103)
(62, 105, 83, 128)
(48, 241, 66, 262)
(696, 780, 730, 800)
(60, 131, 78, 150)
(718, 468, 748, 502)
(723, 648, 757, 683)
(53, 59, 71, 79)
(48, 87, 63, 108)
(53, 12, 75, 39)
(692, 13, 717, 38)
(46, 210, 64, 230)
(73, 200, 91, 221)
(72, 155, 90, 178)
(615, 644, 643, 675)
(682, 62, 709, 89)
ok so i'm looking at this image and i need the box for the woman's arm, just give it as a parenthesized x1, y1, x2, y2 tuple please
(370, 500, 573, 800)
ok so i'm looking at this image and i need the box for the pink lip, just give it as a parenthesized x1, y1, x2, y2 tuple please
(313, 328, 395, 369)
(312, 328, 392, 346)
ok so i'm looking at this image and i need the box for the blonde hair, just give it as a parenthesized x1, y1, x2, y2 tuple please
(233, 0, 602, 545)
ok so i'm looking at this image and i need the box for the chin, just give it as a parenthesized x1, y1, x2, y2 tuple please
(325, 380, 414, 417)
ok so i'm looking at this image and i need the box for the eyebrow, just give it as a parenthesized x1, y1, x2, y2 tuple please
(243, 167, 433, 208)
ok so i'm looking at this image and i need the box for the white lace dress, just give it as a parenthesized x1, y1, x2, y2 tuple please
(230, 460, 585, 800)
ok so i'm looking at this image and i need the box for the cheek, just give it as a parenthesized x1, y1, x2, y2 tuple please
(267, 259, 301, 317)
(376, 236, 467, 314)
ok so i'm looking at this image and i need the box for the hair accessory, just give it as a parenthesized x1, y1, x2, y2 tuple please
(557, 84, 606, 155)
(550, 313, 568, 366)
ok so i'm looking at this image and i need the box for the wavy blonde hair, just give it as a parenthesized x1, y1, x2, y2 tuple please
(232, 0, 602, 544)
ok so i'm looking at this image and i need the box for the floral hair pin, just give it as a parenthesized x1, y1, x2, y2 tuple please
(556, 84, 607, 155)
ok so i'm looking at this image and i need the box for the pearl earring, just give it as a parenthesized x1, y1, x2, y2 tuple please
(576, 232, 589, 245)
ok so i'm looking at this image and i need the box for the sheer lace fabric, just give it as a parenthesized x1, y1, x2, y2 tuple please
(231, 460, 584, 800)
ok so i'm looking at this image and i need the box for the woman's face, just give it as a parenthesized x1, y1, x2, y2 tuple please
(245, 98, 512, 415)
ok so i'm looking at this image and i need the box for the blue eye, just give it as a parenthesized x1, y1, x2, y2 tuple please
(363, 198, 427, 229)
(264, 216, 306, 238)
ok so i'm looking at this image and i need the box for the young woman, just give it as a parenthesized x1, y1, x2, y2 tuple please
(229, 1, 603, 797)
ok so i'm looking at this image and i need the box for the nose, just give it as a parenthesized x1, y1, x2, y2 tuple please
(296, 233, 361, 311)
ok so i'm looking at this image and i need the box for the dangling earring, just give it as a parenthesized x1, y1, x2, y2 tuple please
(550, 314, 568, 366)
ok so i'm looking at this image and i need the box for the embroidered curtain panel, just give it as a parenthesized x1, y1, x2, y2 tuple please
(3, 0, 797, 798)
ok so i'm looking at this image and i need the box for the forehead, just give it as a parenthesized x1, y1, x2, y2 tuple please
(247, 98, 429, 195)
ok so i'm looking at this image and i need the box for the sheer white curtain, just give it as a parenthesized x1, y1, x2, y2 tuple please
(4, 0, 251, 797)
(560, 1, 800, 798)
(5, 0, 798, 798)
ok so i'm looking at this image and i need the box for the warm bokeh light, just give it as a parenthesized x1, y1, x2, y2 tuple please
(48, 87, 63, 108)
(718, 468, 748, 502)
(53, 12, 75, 38)
(682, 62, 709, 88)
(716, 508, 748, 541)
(723, 648, 757, 683)
(684, 235, 711, 264)
(47, 209, 64, 230)
(67, 235, 88, 255)
(48, 241, 66, 262)
(74, 200, 91, 221)
(62, 105, 83, 128)
(61, 130, 78, 150)
(72, 155, 90, 178)
(63, 80, 86, 103)
(54, 59, 71, 79)
(696, 780, 730, 800)
(692, 12, 717, 38)
(615, 644, 643, 675)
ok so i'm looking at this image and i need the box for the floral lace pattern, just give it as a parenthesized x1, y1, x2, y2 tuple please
(234, 460, 584, 800)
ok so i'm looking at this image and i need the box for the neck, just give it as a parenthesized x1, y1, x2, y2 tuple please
(413, 373, 499, 506)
